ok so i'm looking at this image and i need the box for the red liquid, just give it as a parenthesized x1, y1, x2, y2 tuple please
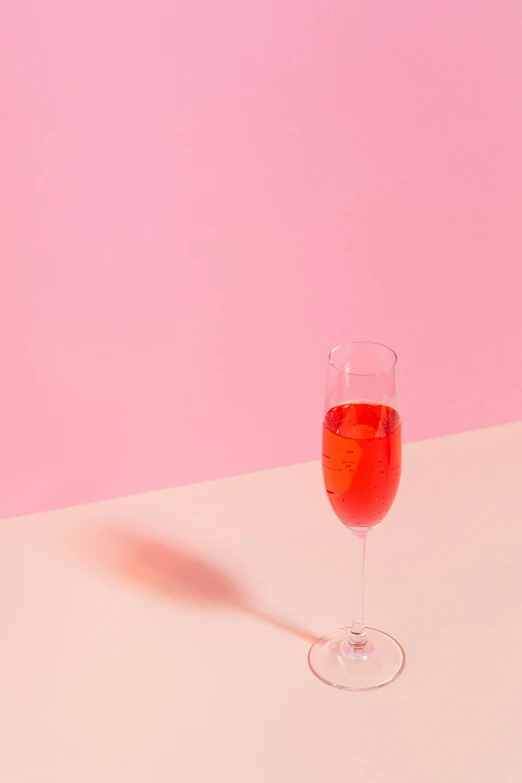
(322, 402, 401, 529)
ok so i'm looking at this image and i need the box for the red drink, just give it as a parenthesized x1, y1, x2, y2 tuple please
(322, 401, 401, 529)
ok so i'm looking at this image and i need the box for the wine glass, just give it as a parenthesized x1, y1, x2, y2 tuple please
(308, 341, 404, 690)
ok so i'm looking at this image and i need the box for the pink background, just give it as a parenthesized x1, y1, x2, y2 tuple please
(1, 0, 521, 519)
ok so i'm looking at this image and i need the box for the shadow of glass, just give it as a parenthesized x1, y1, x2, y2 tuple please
(79, 523, 317, 644)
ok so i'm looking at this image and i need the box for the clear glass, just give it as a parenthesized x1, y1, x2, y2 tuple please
(308, 342, 405, 690)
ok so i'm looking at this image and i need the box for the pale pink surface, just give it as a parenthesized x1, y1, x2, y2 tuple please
(1, 0, 522, 517)
(0, 424, 521, 781)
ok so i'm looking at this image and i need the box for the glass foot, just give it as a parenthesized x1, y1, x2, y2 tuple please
(308, 627, 405, 691)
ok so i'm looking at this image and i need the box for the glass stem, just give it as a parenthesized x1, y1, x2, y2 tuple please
(349, 530, 368, 647)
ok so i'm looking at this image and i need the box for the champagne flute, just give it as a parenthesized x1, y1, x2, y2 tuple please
(308, 341, 404, 690)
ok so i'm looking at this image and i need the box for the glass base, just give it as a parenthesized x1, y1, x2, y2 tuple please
(308, 627, 405, 691)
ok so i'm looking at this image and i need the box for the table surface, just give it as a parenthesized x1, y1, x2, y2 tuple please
(1, 422, 521, 782)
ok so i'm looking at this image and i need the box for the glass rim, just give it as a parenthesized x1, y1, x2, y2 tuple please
(328, 341, 398, 376)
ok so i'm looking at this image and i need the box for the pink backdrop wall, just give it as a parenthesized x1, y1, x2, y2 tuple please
(1, 0, 521, 519)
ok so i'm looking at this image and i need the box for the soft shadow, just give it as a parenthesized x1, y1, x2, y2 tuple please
(79, 524, 317, 643)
